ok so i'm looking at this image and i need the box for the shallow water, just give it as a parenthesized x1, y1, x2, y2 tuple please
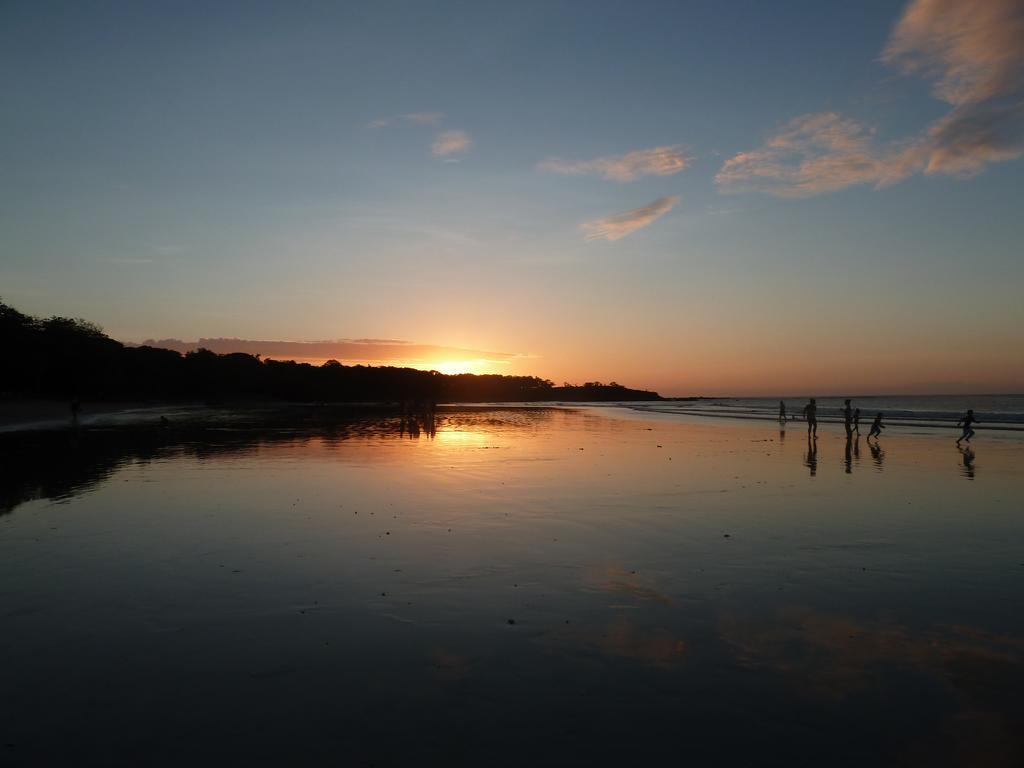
(1, 406, 1022, 766)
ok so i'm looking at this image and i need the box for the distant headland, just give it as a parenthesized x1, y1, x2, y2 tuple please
(0, 301, 662, 404)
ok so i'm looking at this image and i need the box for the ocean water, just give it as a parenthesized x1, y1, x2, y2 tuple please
(621, 394, 1024, 430)
(2, 406, 1022, 765)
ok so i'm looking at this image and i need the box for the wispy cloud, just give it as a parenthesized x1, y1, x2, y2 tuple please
(581, 195, 679, 241)
(368, 111, 446, 129)
(882, 0, 1024, 176)
(716, 0, 1024, 196)
(715, 113, 917, 197)
(539, 145, 692, 181)
(881, 0, 1023, 107)
(432, 129, 473, 157)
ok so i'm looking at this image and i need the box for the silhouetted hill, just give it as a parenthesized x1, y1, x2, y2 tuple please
(0, 301, 661, 404)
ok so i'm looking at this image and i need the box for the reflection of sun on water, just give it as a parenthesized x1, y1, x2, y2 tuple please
(434, 426, 494, 447)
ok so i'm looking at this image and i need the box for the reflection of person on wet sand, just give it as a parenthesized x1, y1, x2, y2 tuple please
(867, 413, 884, 440)
(959, 446, 976, 479)
(844, 435, 852, 474)
(956, 409, 977, 445)
(804, 437, 818, 477)
(869, 439, 884, 469)
(802, 398, 818, 438)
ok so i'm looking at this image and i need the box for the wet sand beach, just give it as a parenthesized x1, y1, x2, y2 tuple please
(1, 406, 1022, 766)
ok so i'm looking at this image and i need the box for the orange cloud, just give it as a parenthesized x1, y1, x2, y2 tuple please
(885, 0, 1024, 176)
(715, 113, 917, 197)
(581, 195, 679, 241)
(881, 0, 1024, 107)
(539, 145, 692, 181)
(717, 0, 1024, 195)
(432, 129, 473, 157)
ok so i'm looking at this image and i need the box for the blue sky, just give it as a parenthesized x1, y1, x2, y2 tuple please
(2, 0, 1022, 394)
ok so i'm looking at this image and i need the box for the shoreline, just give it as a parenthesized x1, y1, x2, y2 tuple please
(1, 398, 1019, 443)
(610, 403, 1024, 434)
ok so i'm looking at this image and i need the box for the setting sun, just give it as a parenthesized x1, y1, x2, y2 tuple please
(430, 359, 498, 376)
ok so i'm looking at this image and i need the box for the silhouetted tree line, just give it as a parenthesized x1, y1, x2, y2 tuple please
(0, 301, 661, 404)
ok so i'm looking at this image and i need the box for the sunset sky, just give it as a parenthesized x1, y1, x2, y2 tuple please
(2, 0, 1023, 395)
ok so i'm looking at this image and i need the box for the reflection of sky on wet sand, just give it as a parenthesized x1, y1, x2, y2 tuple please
(1, 406, 1023, 765)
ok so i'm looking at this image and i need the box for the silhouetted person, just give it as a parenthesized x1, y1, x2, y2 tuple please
(840, 399, 853, 437)
(853, 407, 861, 436)
(959, 446, 976, 479)
(804, 436, 818, 477)
(867, 412, 885, 440)
(802, 398, 818, 438)
(779, 400, 787, 423)
(956, 409, 977, 445)
(69, 396, 81, 425)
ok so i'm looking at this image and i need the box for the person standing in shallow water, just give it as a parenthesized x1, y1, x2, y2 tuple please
(779, 400, 787, 423)
(956, 409, 978, 445)
(841, 399, 853, 437)
(802, 398, 818, 438)
(853, 407, 861, 436)
(868, 412, 885, 440)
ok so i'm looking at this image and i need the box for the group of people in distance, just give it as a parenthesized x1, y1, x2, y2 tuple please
(779, 398, 979, 444)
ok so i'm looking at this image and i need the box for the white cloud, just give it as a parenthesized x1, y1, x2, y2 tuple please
(539, 145, 692, 182)
(581, 195, 679, 241)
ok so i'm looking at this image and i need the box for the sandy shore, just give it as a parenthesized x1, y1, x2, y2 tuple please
(0, 403, 153, 434)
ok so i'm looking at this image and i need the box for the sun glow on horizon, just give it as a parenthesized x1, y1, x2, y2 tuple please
(429, 359, 500, 376)
(272, 356, 506, 375)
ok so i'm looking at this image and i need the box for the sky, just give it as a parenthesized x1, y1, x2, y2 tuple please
(2, 0, 1023, 396)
